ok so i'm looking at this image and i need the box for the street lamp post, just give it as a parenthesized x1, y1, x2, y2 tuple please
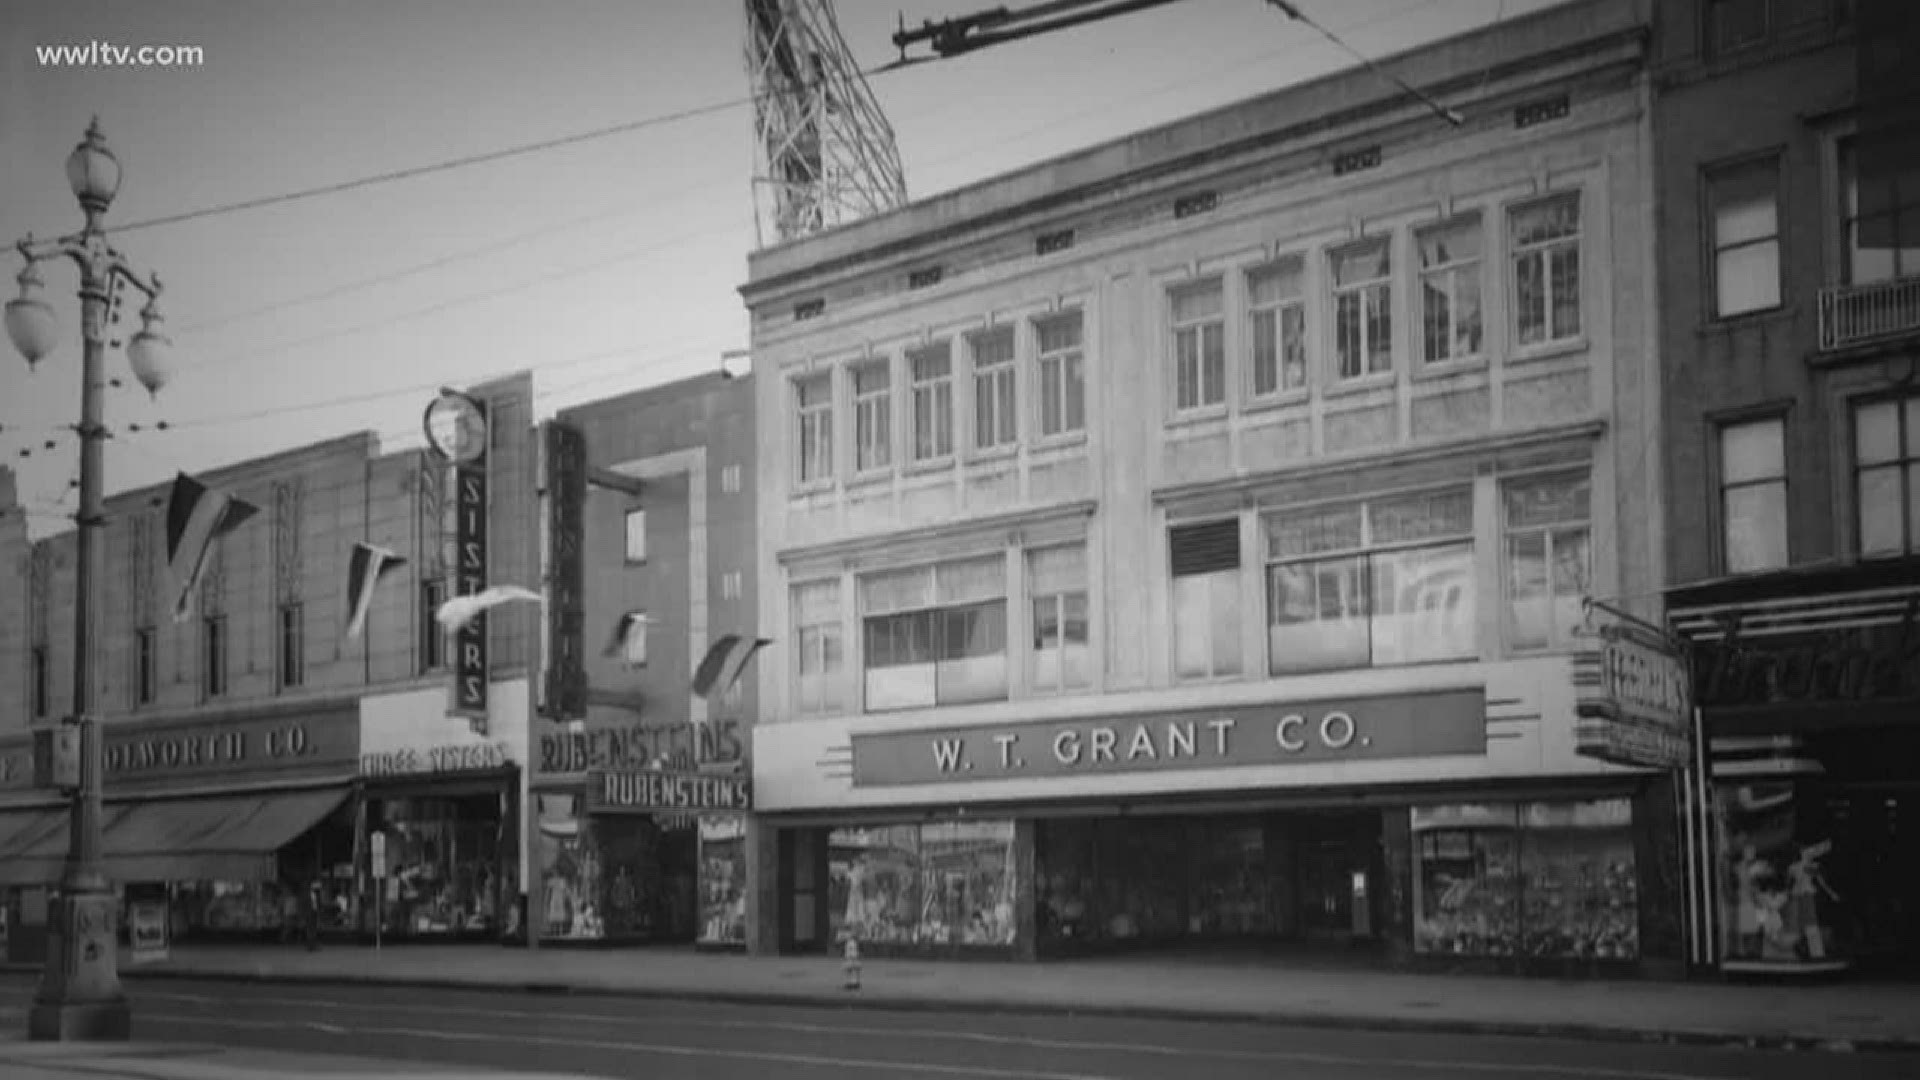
(5, 117, 174, 1042)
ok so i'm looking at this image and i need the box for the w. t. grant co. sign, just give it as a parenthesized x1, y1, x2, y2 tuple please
(849, 689, 1486, 788)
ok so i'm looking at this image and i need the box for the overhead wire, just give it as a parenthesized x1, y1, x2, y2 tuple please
(1, 0, 1463, 455)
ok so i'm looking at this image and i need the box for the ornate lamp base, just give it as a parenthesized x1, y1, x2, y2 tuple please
(28, 890, 130, 1042)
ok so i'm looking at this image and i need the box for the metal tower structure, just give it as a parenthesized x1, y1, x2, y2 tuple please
(745, 0, 909, 247)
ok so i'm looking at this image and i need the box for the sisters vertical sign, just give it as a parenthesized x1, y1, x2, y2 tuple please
(425, 388, 493, 733)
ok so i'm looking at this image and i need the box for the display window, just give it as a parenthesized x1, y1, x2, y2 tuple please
(828, 820, 1017, 948)
(1716, 780, 1845, 968)
(1411, 798, 1637, 961)
(370, 794, 504, 937)
(699, 816, 749, 947)
(1036, 816, 1278, 947)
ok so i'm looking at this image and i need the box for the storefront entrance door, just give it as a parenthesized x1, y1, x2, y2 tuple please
(1825, 786, 1920, 977)
(1297, 838, 1353, 940)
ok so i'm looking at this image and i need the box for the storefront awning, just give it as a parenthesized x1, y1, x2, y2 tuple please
(0, 787, 351, 887)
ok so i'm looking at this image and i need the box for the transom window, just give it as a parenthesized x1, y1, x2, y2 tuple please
(1332, 239, 1394, 378)
(971, 328, 1017, 452)
(1247, 259, 1307, 396)
(909, 343, 955, 462)
(852, 359, 893, 473)
(1855, 394, 1920, 557)
(1504, 473, 1592, 651)
(1511, 193, 1583, 347)
(862, 556, 1007, 710)
(1266, 488, 1476, 673)
(1036, 313, 1087, 438)
(794, 373, 833, 486)
(1171, 279, 1227, 411)
(1417, 216, 1485, 365)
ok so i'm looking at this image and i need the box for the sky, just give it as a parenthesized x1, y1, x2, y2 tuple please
(0, 0, 1566, 539)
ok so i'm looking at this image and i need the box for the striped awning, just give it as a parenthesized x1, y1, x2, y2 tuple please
(1669, 584, 1920, 643)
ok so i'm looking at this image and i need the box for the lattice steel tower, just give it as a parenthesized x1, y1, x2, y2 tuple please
(744, 0, 908, 247)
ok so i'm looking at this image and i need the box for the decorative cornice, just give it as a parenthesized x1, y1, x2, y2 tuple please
(1154, 419, 1608, 507)
(777, 498, 1098, 570)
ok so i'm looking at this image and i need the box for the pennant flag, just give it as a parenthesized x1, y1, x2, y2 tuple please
(602, 611, 657, 664)
(344, 542, 407, 640)
(435, 584, 542, 633)
(692, 633, 772, 701)
(165, 472, 259, 623)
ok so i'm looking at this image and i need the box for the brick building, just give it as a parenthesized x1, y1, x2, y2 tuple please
(1652, 0, 1920, 978)
(742, 0, 1677, 974)
(529, 369, 759, 948)
(0, 374, 539, 954)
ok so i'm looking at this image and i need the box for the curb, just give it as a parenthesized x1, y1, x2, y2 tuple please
(28, 965, 1908, 1056)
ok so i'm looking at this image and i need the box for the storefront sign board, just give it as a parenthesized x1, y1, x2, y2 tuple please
(587, 769, 752, 814)
(1691, 598, 1920, 706)
(360, 739, 511, 780)
(537, 718, 745, 778)
(849, 688, 1486, 788)
(1573, 622, 1691, 770)
(0, 707, 360, 794)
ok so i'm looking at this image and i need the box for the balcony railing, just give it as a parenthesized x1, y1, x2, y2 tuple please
(1819, 276, 1920, 351)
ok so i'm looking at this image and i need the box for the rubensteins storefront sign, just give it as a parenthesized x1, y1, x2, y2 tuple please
(1573, 619, 1692, 770)
(0, 707, 360, 794)
(849, 688, 1486, 788)
(587, 769, 752, 814)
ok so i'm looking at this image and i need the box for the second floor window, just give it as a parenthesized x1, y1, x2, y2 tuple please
(852, 359, 893, 472)
(1036, 313, 1087, 437)
(1505, 474, 1592, 651)
(1721, 417, 1789, 572)
(1171, 279, 1227, 411)
(1248, 259, 1307, 396)
(1029, 544, 1090, 694)
(1511, 192, 1583, 348)
(1839, 135, 1920, 286)
(421, 578, 446, 672)
(31, 644, 48, 719)
(971, 329, 1017, 451)
(1266, 489, 1476, 674)
(1855, 394, 1919, 557)
(1333, 240, 1394, 378)
(1707, 0, 1769, 54)
(1418, 216, 1485, 364)
(794, 373, 833, 486)
(1709, 159, 1782, 317)
(278, 602, 305, 691)
(909, 342, 955, 462)
(793, 579, 844, 717)
(862, 556, 1007, 711)
(135, 628, 156, 706)
(1171, 519, 1243, 680)
(203, 615, 228, 700)
(624, 507, 647, 562)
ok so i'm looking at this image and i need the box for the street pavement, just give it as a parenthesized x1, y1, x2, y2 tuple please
(3, 973, 1917, 1080)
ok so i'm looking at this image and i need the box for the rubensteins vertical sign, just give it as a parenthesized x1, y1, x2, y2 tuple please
(543, 420, 588, 721)
(424, 389, 492, 732)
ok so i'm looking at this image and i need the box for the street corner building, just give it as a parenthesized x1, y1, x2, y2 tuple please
(528, 370, 760, 950)
(0, 374, 544, 959)
(739, 0, 1681, 976)
(1651, 0, 1920, 979)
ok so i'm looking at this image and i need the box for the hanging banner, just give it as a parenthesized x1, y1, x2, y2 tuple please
(544, 420, 588, 722)
(1573, 617, 1692, 770)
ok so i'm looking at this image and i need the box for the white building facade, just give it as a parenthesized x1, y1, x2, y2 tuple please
(744, 0, 1675, 975)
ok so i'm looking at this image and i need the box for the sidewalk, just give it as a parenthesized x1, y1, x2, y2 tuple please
(0, 1030, 603, 1080)
(11, 943, 1917, 1054)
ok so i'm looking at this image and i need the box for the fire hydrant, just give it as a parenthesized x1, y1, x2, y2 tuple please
(842, 936, 862, 991)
